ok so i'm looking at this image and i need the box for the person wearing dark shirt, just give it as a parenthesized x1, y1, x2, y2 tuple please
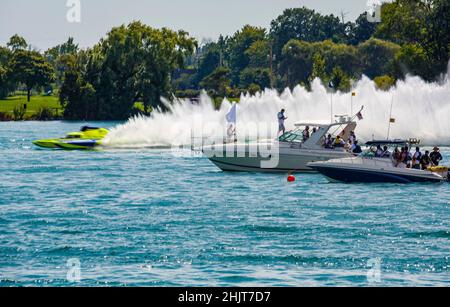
(352, 140, 362, 154)
(302, 126, 310, 142)
(420, 150, 431, 170)
(430, 147, 443, 166)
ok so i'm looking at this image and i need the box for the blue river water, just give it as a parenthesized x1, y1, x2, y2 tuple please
(0, 121, 449, 287)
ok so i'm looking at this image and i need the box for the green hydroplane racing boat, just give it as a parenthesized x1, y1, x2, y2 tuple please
(33, 126, 109, 150)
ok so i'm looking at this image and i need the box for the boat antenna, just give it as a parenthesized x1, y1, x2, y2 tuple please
(328, 80, 335, 123)
(387, 94, 395, 140)
(329, 105, 364, 136)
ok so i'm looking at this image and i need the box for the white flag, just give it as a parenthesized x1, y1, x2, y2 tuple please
(226, 104, 237, 140)
(226, 103, 237, 124)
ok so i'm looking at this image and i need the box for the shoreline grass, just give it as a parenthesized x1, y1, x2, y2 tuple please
(0, 95, 62, 119)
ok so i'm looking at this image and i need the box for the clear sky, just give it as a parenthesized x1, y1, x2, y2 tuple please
(0, 0, 371, 51)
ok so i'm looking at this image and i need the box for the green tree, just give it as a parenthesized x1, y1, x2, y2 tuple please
(239, 67, 271, 90)
(279, 40, 314, 88)
(394, 43, 430, 79)
(59, 54, 96, 120)
(45, 37, 79, 86)
(200, 67, 231, 97)
(424, 0, 450, 76)
(227, 25, 267, 85)
(329, 66, 351, 92)
(315, 40, 360, 78)
(0, 65, 7, 98)
(270, 7, 346, 58)
(7, 34, 27, 51)
(246, 83, 261, 95)
(60, 22, 196, 119)
(245, 40, 270, 68)
(138, 27, 197, 113)
(310, 52, 327, 83)
(358, 38, 400, 79)
(374, 75, 396, 91)
(0, 46, 13, 98)
(9, 50, 55, 102)
(195, 42, 222, 86)
(375, 0, 450, 79)
(346, 12, 377, 45)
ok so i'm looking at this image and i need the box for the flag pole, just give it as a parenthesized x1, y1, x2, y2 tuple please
(351, 91, 356, 116)
(387, 94, 394, 140)
(350, 80, 355, 116)
(328, 80, 335, 123)
(330, 91, 333, 123)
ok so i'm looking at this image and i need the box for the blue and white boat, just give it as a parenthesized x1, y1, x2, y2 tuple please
(308, 140, 449, 183)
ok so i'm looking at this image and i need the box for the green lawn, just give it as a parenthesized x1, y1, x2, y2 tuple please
(0, 95, 62, 118)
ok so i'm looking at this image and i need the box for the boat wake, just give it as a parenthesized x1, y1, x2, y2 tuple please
(102, 73, 450, 148)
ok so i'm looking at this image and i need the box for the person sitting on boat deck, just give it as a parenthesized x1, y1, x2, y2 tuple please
(406, 147, 413, 168)
(393, 147, 404, 167)
(349, 131, 356, 145)
(399, 146, 412, 168)
(334, 135, 345, 148)
(349, 140, 356, 152)
(412, 147, 422, 170)
(430, 147, 443, 166)
(352, 140, 362, 154)
(381, 146, 391, 158)
(323, 134, 333, 148)
(302, 126, 310, 142)
(277, 109, 287, 135)
(420, 150, 432, 169)
(399, 146, 407, 168)
(375, 145, 383, 157)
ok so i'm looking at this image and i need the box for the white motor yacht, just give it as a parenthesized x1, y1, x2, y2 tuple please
(308, 140, 449, 183)
(202, 118, 358, 172)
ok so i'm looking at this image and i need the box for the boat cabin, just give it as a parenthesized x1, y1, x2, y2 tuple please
(278, 120, 357, 149)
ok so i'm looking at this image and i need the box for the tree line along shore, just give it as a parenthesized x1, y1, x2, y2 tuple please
(0, 1, 448, 121)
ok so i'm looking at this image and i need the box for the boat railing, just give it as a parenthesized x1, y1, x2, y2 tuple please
(332, 156, 394, 167)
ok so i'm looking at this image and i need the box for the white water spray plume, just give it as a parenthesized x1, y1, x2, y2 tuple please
(103, 74, 450, 148)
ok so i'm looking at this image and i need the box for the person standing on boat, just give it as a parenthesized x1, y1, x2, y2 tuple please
(302, 126, 310, 142)
(278, 109, 287, 135)
(430, 147, 443, 166)
(420, 150, 432, 169)
(412, 147, 422, 170)
(349, 131, 356, 144)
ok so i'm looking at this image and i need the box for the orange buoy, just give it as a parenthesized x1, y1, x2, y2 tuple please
(287, 175, 296, 182)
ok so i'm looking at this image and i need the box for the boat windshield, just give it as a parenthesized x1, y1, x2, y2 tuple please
(362, 143, 407, 158)
(278, 128, 303, 143)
